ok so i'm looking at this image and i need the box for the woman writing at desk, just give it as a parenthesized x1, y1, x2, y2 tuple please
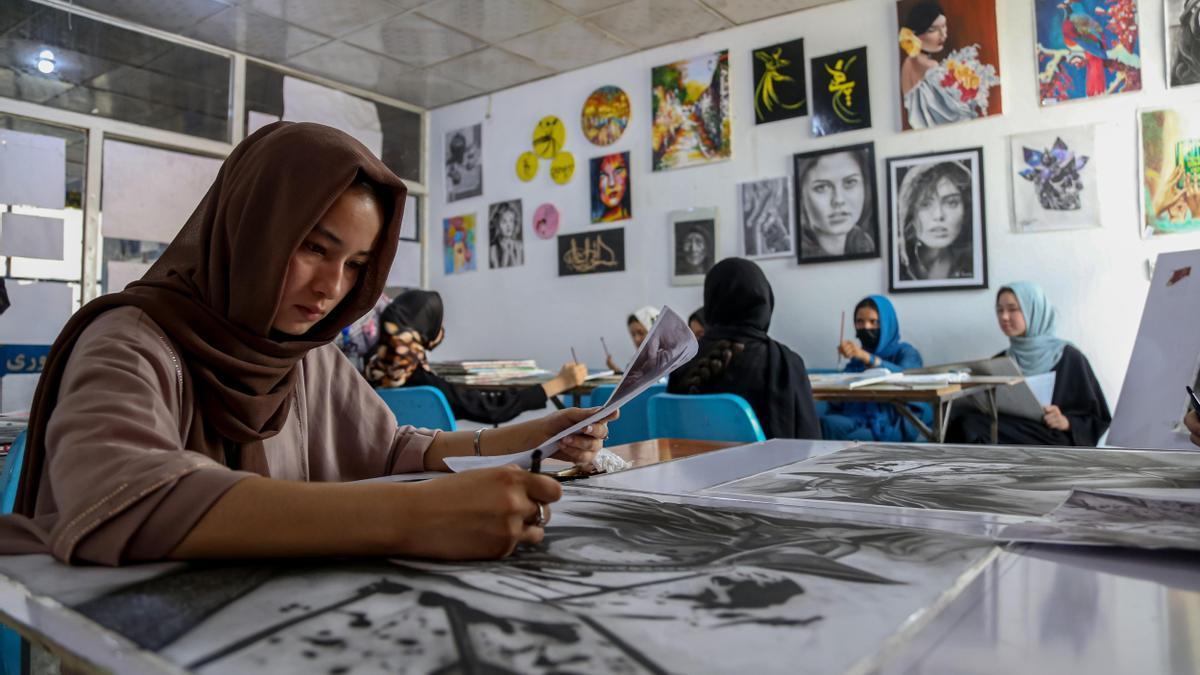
(821, 295, 930, 441)
(947, 282, 1110, 446)
(365, 290, 587, 424)
(0, 123, 610, 565)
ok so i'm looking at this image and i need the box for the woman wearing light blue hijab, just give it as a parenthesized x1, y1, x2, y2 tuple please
(949, 282, 1111, 446)
(822, 295, 931, 441)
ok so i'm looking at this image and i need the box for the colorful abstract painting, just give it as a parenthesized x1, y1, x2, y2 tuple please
(752, 38, 807, 124)
(581, 85, 630, 145)
(1035, 0, 1141, 105)
(1141, 107, 1200, 237)
(442, 213, 476, 275)
(810, 47, 872, 137)
(651, 51, 731, 171)
(896, 0, 1002, 131)
(590, 151, 631, 223)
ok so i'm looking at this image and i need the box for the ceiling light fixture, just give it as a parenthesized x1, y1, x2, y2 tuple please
(36, 48, 55, 74)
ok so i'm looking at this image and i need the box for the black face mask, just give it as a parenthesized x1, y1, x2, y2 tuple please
(856, 328, 880, 352)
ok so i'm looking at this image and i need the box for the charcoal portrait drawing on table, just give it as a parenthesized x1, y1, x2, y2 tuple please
(738, 177, 793, 260)
(444, 123, 482, 202)
(32, 492, 995, 674)
(705, 443, 1200, 518)
(887, 147, 987, 292)
(1010, 126, 1099, 232)
(794, 142, 879, 264)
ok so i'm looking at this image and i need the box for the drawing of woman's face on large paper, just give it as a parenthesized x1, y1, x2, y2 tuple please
(802, 152, 866, 240)
(913, 176, 965, 249)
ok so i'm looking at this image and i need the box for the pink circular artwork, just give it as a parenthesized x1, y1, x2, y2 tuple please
(533, 203, 560, 239)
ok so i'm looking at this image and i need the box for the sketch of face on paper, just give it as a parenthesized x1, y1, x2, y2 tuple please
(794, 143, 879, 264)
(62, 492, 992, 675)
(590, 151, 631, 223)
(1011, 126, 1099, 232)
(707, 443, 1200, 518)
(611, 308, 697, 402)
(444, 124, 482, 202)
(810, 47, 871, 136)
(487, 199, 523, 269)
(557, 228, 625, 276)
(671, 209, 717, 285)
(738, 177, 793, 259)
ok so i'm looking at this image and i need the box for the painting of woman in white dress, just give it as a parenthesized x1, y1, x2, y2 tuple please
(897, 0, 1002, 131)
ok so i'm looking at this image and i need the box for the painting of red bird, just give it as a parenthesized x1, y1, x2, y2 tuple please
(1035, 0, 1141, 105)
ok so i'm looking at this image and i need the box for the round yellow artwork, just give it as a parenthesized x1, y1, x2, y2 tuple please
(532, 116, 565, 159)
(549, 152, 575, 185)
(516, 151, 539, 182)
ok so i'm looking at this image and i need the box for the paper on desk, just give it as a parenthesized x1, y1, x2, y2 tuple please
(997, 488, 1200, 552)
(445, 306, 698, 472)
(1024, 372, 1056, 408)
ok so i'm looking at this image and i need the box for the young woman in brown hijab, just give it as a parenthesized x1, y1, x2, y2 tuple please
(0, 122, 610, 566)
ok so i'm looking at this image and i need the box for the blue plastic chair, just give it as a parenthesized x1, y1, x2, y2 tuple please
(375, 386, 457, 431)
(647, 393, 767, 443)
(1, 432, 26, 675)
(589, 382, 666, 446)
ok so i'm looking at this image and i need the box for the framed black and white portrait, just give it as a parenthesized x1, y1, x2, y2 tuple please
(793, 142, 879, 264)
(886, 147, 988, 293)
(738, 177, 794, 259)
(444, 123, 482, 202)
(487, 199, 523, 269)
(669, 208, 717, 286)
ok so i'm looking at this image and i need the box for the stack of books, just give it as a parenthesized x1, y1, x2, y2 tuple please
(431, 360, 549, 384)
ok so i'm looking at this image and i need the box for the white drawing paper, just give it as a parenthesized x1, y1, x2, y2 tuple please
(283, 76, 383, 159)
(446, 306, 699, 471)
(0, 129, 65, 210)
(102, 139, 222, 244)
(1110, 249, 1200, 450)
(0, 212, 64, 260)
(1025, 372, 1056, 408)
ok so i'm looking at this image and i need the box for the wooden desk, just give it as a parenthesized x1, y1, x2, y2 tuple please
(812, 377, 1023, 443)
(603, 437, 740, 469)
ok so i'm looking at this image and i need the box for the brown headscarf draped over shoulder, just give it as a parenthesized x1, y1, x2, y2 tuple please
(15, 122, 407, 515)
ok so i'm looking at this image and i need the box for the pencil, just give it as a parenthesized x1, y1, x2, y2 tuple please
(571, 347, 579, 364)
(838, 310, 845, 366)
(600, 336, 611, 358)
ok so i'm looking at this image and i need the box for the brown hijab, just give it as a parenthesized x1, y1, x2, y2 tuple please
(15, 122, 407, 515)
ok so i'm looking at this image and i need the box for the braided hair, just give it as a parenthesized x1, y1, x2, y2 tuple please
(677, 339, 745, 393)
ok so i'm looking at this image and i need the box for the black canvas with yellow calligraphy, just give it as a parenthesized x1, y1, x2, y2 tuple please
(810, 47, 871, 136)
(557, 227, 625, 276)
(753, 38, 807, 125)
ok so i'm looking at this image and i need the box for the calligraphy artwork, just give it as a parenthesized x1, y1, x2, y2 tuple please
(590, 151, 631, 223)
(652, 50, 732, 171)
(581, 85, 630, 146)
(752, 38, 807, 125)
(1010, 126, 1099, 232)
(516, 115, 574, 184)
(444, 124, 482, 202)
(810, 47, 872, 136)
(558, 227, 625, 276)
(442, 214, 476, 275)
(1, 345, 50, 375)
(38, 492, 995, 674)
(1035, 0, 1141, 105)
(1140, 107, 1200, 237)
(896, 0, 1002, 131)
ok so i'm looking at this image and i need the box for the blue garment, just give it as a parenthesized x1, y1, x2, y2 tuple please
(1003, 281, 1068, 375)
(823, 295, 931, 442)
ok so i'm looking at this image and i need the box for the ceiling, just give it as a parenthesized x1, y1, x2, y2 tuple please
(66, 0, 844, 109)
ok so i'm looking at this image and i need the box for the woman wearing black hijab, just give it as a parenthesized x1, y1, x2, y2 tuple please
(366, 290, 586, 425)
(668, 258, 821, 439)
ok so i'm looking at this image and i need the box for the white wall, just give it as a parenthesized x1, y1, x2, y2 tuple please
(427, 0, 1200, 405)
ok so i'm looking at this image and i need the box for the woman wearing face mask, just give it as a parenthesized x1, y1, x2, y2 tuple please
(948, 282, 1111, 446)
(797, 149, 877, 261)
(606, 306, 659, 374)
(821, 295, 930, 441)
(898, 161, 974, 281)
(367, 290, 586, 425)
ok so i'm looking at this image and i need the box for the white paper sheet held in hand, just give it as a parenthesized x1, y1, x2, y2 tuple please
(445, 306, 699, 472)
